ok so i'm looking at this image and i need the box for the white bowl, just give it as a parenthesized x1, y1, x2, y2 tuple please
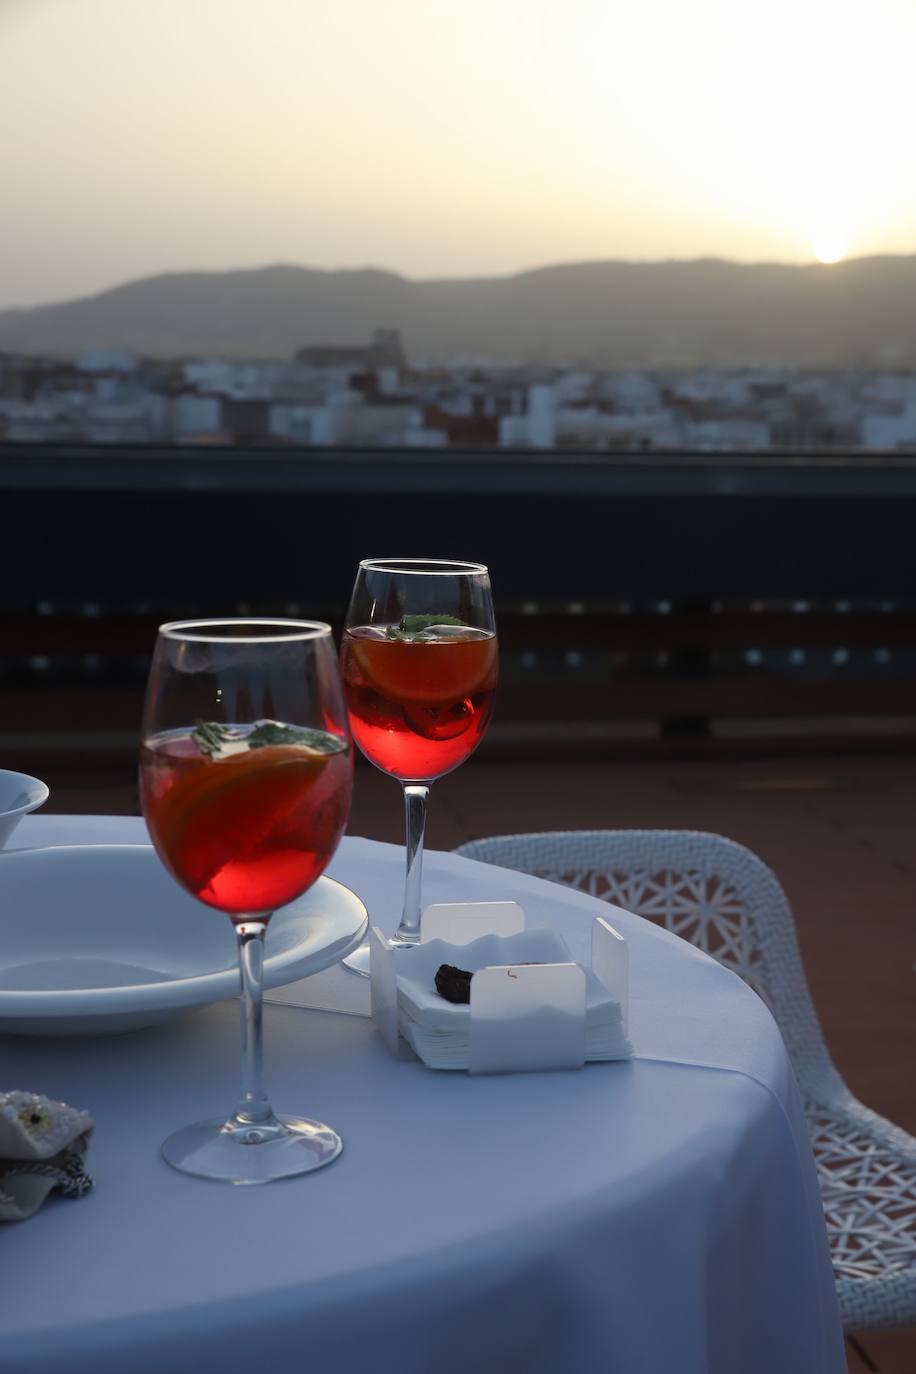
(0, 770, 49, 849)
(0, 845, 368, 1035)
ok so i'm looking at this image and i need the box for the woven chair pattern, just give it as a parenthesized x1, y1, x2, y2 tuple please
(453, 829, 916, 1332)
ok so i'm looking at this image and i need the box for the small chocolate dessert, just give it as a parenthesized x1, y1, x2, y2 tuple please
(435, 964, 473, 1005)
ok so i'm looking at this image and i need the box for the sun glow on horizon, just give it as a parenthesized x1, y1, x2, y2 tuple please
(1, 0, 915, 305)
(812, 236, 847, 265)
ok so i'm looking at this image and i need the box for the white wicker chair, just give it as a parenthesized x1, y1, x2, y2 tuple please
(453, 829, 916, 1333)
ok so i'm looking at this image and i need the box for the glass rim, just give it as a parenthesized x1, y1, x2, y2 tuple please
(158, 618, 333, 644)
(359, 557, 489, 576)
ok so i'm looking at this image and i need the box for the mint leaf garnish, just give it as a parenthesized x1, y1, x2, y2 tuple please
(385, 614, 471, 642)
(247, 722, 347, 753)
(192, 720, 235, 758)
(192, 720, 347, 757)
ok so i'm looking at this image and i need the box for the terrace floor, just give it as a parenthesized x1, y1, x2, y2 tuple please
(38, 747, 916, 1372)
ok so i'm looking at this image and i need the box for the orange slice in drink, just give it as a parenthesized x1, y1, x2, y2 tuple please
(154, 745, 330, 887)
(350, 634, 497, 706)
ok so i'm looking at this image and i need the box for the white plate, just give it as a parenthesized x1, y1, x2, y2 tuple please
(0, 845, 368, 1035)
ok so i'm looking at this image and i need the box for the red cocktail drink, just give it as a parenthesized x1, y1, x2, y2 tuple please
(141, 728, 352, 918)
(341, 625, 497, 781)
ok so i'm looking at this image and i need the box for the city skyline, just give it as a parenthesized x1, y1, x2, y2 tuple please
(5, 344, 916, 452)
(3, 0, 916, 308)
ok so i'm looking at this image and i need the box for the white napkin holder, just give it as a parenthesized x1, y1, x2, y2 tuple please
(421, 901, 526, 943)
(369, 901, 630, 1074)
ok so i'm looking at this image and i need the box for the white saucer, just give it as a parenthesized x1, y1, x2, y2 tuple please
(0, 845, 368, 1035)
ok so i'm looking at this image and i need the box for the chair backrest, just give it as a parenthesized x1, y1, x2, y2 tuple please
(454, 829, 843, 1104)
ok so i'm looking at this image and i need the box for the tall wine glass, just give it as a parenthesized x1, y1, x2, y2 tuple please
(139, 619, 353, 1183)
(339, 559, 497, 975)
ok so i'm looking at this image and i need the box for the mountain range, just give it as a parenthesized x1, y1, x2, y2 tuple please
(1, 256, 916, 367)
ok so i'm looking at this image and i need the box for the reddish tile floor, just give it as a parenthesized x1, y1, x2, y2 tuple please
(35, 748, 916, 1371)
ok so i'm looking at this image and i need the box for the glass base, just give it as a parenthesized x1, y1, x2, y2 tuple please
(161, 1114, 343, 1184)
(341, 934, 418, 979)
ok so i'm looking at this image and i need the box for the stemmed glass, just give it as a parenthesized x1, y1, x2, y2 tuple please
(339, 559, 497, 975)
(139, 619, 353, 1183)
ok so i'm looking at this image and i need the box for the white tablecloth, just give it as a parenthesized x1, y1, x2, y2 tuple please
(1, 816, 845, 1374)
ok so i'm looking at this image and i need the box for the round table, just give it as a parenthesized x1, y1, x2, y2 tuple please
(1, 816, 845, 1374)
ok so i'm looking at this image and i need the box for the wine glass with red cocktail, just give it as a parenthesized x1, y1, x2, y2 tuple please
(339, 560, 497, 975)
(140, 619, 353, 1183)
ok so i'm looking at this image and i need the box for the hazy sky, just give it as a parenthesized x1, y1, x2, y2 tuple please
(3, 0, 916, 308)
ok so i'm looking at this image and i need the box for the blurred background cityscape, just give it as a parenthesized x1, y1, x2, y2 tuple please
(5, 331, 916, 451)
(3, 0, 916, 775)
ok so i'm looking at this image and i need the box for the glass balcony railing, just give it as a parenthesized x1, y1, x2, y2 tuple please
(4, 442, 916, 764)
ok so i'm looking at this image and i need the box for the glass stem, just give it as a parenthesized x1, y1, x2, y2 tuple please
(231, 920, 276, 1127)
(395, 784, 429, 943)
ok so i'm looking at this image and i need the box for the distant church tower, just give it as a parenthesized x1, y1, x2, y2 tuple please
(370, 329, 406, 368)
(294, 329, 407, 369)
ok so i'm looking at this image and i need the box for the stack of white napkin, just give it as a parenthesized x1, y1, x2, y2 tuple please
(394, 929, 632, 1070)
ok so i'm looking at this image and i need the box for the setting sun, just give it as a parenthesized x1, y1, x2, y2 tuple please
(812, 237, 847, 265)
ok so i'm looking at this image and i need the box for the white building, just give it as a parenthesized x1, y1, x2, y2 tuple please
(601, 371, 663, 412)
(269, 403, 320, 444)
(498, 414, 529, 447)
(862, 401, 916, 448)
(76, 348, 141, 374)
(683, 417, 771, 450)
(172, 393, 222, 439)
(527, 384, 556, 448)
